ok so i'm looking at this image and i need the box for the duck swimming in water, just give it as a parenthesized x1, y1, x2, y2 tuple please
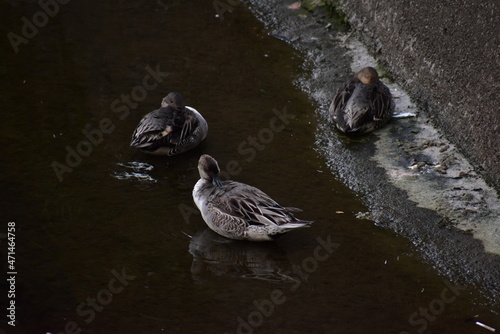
(193, 155, 312, 242)
(130, 92, 208, 155)
(329, 67, 394, 134)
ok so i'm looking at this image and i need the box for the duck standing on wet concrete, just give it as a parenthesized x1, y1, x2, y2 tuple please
(193, 155, 313, 241)
(130, 92, 208, 155)
(329, 66, 394, 134)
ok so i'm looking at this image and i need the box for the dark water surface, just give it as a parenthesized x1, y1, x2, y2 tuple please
(0, 1, 498, 333)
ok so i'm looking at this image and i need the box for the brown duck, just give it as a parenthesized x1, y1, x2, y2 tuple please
(329, 67, 394, 134)
(130, 92, 208, 155)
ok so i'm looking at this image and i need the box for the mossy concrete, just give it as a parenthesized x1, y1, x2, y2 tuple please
(327, 0, 500, 191)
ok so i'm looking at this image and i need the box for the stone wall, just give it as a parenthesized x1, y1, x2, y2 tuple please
(328, 0, 500, 191)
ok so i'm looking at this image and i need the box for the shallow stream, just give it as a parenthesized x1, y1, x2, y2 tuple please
(0, 1, 498, 333)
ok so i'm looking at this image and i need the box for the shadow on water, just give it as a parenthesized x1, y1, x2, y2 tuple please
(0, 0, 498, 333)
(189, 228, 296, 284)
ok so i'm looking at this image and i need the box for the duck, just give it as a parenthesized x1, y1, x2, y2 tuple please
(192, 154, 313, 241)
(329, 66, 394, 134)
(130, 92, 208, 155)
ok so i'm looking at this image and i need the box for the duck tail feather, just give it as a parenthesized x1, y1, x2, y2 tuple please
(280, 221, 313, 229)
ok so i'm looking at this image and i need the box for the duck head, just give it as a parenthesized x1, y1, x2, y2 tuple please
(356, 67, 379, 85)
(161, 92, 185, 110)
(198, 154, 223, 187)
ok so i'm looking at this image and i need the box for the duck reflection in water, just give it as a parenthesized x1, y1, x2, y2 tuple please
(188, 228, 298, 284)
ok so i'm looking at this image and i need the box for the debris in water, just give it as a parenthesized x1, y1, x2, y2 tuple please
(355, 212, 372, 219)
(288, 2, 301, 9)
(475, 321, 496, 332)
(393, 112, 417, 118)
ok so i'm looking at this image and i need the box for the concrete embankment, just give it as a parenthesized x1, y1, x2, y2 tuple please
(328, 0, 500, 191)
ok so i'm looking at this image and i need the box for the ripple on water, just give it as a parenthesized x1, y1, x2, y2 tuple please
(112, 161, 157, 182)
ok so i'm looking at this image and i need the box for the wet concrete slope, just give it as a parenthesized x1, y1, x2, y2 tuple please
(329, 0, 500, 191)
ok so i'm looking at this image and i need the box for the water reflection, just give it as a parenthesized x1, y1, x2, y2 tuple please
(189, 228, 297, 284)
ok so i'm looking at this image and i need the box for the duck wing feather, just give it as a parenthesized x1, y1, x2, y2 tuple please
(130, 108, 174, 148)
(371, 83, 394, 121)
(330, 79, 357, 123)
(211, 182, 303, 227)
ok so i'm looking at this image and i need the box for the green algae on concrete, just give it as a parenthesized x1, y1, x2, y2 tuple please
(301, 0, 325, 12)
